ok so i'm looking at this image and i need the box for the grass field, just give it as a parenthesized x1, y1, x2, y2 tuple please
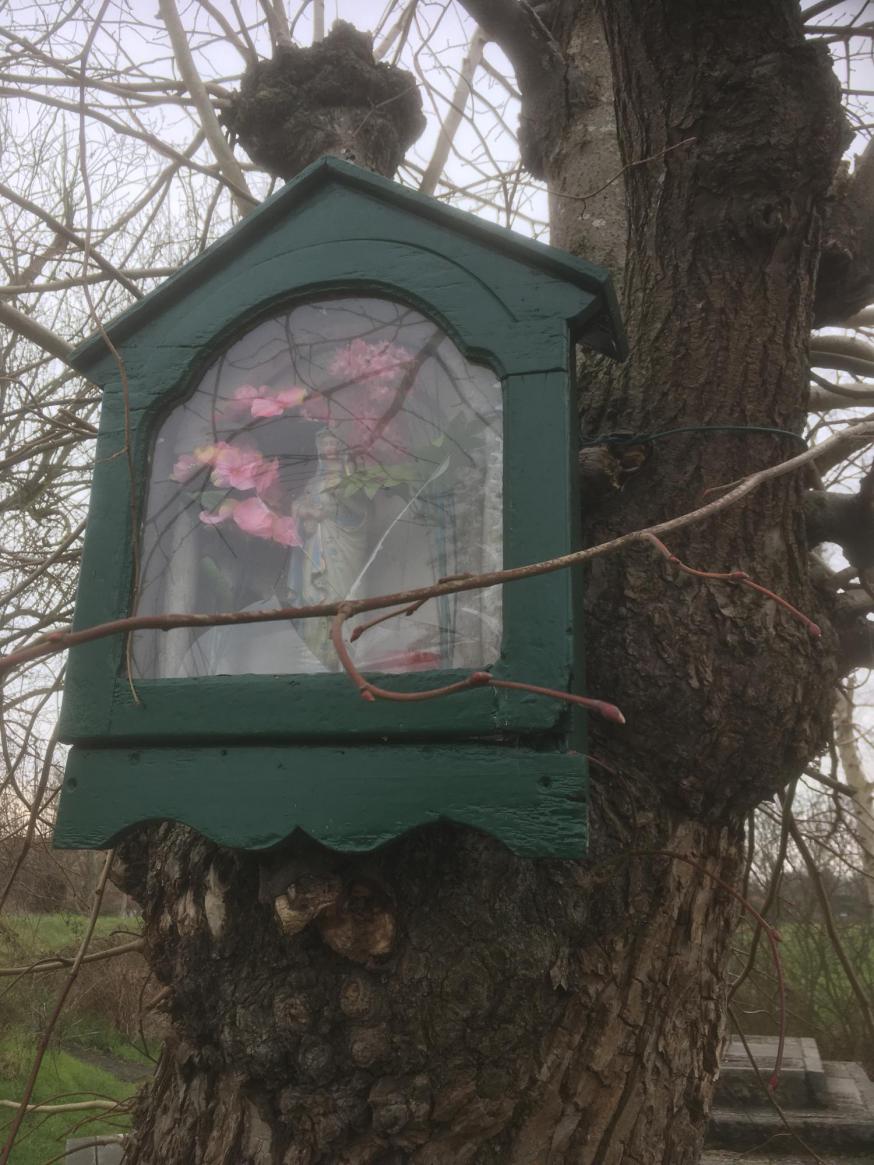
(0, 913, 137, 959)
(0, 1045, 143, 1165)
(0, 914, 152, 1165)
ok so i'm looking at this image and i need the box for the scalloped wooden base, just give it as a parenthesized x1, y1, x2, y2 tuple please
(54, 744, 588, 858)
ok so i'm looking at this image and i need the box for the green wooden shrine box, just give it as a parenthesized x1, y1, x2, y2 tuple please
(53, 157, 626, 858)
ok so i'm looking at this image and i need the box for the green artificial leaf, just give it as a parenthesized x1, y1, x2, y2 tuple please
(200, 554, 233, 603)
(385, 463, 421, 483)
(198, 488, 227, 509)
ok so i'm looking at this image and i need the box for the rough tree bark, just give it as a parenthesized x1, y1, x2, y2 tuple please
(117, 3, 849, 1162)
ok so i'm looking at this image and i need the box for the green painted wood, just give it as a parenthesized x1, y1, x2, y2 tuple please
(54, 744, 588, 858)
(55, 156, 624, 854)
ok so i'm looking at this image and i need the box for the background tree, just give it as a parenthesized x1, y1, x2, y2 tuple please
(1, 1, 874, 1162)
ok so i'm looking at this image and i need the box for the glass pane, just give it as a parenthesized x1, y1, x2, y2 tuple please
(131, 297, 503, 678)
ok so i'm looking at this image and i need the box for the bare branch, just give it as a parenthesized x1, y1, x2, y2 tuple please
(158, 0, 256, 217)
(419, 28, 486, 195)
(808, 377, 874, 409)
(0, 938, 144, 978)
(259, 0, 293, 48)
(0, 1099, 120, 1113)
(374, 1, 417, 61)
(452, 0, 570, 176)
(810, 332, 874, 377)
(0, 300, 73, 364)
(802, 0, 846, 18)
(453, 0, 559, 94)
(803, 766, 857, 796)
(845, 306, 874, 328)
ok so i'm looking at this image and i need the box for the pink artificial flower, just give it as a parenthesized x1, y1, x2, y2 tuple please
(276, 386, 307, 409)
(247, 385, 291, 418)
(193, 443, 220, 465)
(199, 500, 238, 525)
(171, 453, 201, 482)
(230, 497, 302, 546)
(218, 384, 261, 421)
(210, 442, 277, 494)
(329, 338, 412, 387)
(253, 456, 279, 497)
(222, 383, 309, 421)
(231, 496, 275, 538)
(301, 391, 332, 422)
(250, 395, 285, 418)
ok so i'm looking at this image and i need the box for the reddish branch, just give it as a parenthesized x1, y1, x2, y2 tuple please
(332, 606, 626, 722)
(641, 534, 822, 638)
(2, 416, 865, 680)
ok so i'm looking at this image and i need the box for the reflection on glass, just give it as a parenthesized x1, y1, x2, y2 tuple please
(132, 297, 503, 678)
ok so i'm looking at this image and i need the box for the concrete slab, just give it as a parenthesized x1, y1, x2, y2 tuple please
(703, 1154, 874, 1164)
(64, 1143, 97, 1165)
(718, 1036, 828, 1108)
(64, 1137, 125, 1164)
(709, 1061, 874, 1153)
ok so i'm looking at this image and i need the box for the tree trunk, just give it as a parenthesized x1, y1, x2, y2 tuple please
(119, 3, 848, 1162)
(122, 819, 740, 1164)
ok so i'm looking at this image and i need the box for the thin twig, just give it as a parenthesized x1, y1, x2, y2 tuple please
(349, 573, 472, 641)
(549, 137, 696, 205)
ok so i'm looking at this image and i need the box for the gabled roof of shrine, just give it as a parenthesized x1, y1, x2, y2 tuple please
(71, 154, 627, 373)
